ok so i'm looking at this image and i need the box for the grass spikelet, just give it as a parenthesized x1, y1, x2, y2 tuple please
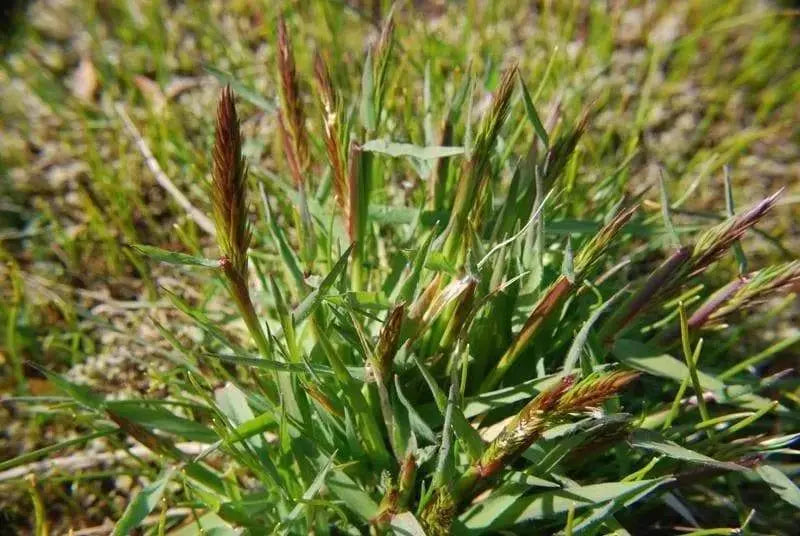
(573, 204, 639, 278)
(687, 277, 749, 330)
(276, 15, 309, 187)
(691, 260, 800, 330)
(211, 86, 268, 357)
(542, 107, 590, 184)
(372, 12, 395, 125)
(470, 65, 518, 179)
(600, 246, 692, 343)
(277, 16, 316, 262)
(442, 64, 518, 261)
(476, 376, 577, 478)
(435, 275, 479, 356)
(689, 190, 782, 276)
(303, 381, 343, 418)
(347, 140, 362, 241)
(555, 370, 641, 412)
(397, 452, 417, 508)
(420, 485, 456, 536)
(376, 303, 405, 380)
(372, 453, 416, 533)
(212, 85, 251, 276)
(479, 371, 637, 478)
(314, 50, 348, 221)
(656, 258, 799, 346)
(482, 205, 637, 390)
(372, 479, 399, 531)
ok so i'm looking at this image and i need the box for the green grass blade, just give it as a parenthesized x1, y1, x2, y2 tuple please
(112, 468, 176, 536)
(204, 64, 275, 112)
(131, 244, 219, 268)
(518, 73, 549, 147)
(362, 139, 465, 159)
(756, 465, 800, 510)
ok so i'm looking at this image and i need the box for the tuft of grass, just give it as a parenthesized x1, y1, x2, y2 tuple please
(1, 1, 799, 535)
(26, 67, 796, 535)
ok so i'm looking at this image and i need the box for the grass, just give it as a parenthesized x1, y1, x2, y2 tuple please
(1, 0, 799, 534)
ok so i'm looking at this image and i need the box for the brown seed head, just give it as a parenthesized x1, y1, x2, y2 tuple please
(212, 86, 251, 276)
(478, 375, 576, 477)
(704, 260, 800, 323)
(376, 303, 405, 380)
(277, 15, 309, 186)
(304, 382, 343, 418)
(556, 370, 640, 412)
(398, 452, 417, 506)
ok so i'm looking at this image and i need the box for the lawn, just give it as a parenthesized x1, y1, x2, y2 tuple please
(1, 0, 799, 534)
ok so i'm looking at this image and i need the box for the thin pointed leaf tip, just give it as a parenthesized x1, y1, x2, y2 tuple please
(212, 85, 251, 277)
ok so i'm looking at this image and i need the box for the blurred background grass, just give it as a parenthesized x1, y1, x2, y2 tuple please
(1, 0, 798, 532)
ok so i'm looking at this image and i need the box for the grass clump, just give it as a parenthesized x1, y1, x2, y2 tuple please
(1, 2, 799, 534)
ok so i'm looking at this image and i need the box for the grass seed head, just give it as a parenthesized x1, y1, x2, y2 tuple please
(543, 107, 590, 182)
(477, 371, 639, 483)
(277, 15, 309, 186)
(443, 64, 518, 260)
(601, 246, 692, 342)
(373, 14, 395, 97)
(556, 370, 641, 413)
(689, 190, 782, 276)
(477, 375, 577, 480)
(376, 303, 405, 380)
(471, 64, 517, 178)
(212, 85, 251, 277)
(574, 204, 638, 279)
(703, 260, 800, 324)
(420, 485, 456, 536)
(398, 452, 417, 507)
(314, 50, 348, 220)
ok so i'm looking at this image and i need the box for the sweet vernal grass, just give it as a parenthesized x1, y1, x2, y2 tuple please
(6, 7, 800, 536)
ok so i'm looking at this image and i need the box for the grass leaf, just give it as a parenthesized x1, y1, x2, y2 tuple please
(131, 244, 219, 268)
(112, 468, 176, 536)
(279, 451, 338, 532)
(107, 402, 218, 443)
(629, 429, 743, 471)
(204, 64, 275, 112)
(391, 511, 428, 535)
(756, 465, 800, 509)
(362, 139, 465, 159)
(458, 478, 672, 532)
(518, 73, 549, 147)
